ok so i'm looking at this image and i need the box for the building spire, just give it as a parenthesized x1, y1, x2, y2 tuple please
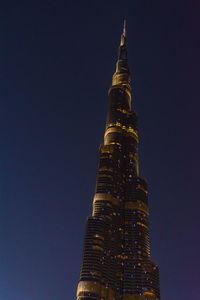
(120, 19, 126, 46)
(123, 19, 126, 37)
(112, 20, 131, 90)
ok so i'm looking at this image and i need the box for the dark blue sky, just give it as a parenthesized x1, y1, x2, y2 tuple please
(0, 0, 199, 299)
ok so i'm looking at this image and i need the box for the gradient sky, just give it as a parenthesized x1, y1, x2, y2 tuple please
(0, 1, 199, 299)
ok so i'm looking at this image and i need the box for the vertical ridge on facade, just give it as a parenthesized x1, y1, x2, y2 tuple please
(76, 24, 161, 300)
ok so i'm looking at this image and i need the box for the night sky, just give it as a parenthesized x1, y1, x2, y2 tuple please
(0, 1, 199, 299)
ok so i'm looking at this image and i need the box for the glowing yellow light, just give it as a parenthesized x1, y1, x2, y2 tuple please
(143, 291, 155, 296)
(94, 234, 104, 240)
(109, 142, 122, 146)
(92, 245, 103, 251)
(137, 222, 149, 229)
(137, 183, 148, 195)
(106, 122, 138, 140)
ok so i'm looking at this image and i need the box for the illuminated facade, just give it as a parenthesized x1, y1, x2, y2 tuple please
(76, 23, 160, 300)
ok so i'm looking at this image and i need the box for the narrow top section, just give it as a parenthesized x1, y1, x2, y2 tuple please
(123, 19, 126, 37)
(120, 20, 126, 46)
(112, 21, 131, 92)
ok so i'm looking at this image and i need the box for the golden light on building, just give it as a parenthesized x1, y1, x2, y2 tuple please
(76, 22, 160, 300)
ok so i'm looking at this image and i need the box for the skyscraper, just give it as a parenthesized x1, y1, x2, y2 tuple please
(76, 22, 160, 300)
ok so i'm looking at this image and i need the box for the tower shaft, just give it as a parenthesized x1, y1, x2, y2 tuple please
(76, 25, 160, 300)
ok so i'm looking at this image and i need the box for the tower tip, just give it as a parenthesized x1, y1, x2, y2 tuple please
(120, 19, 127, 46)
(123, 19, 126, 37)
